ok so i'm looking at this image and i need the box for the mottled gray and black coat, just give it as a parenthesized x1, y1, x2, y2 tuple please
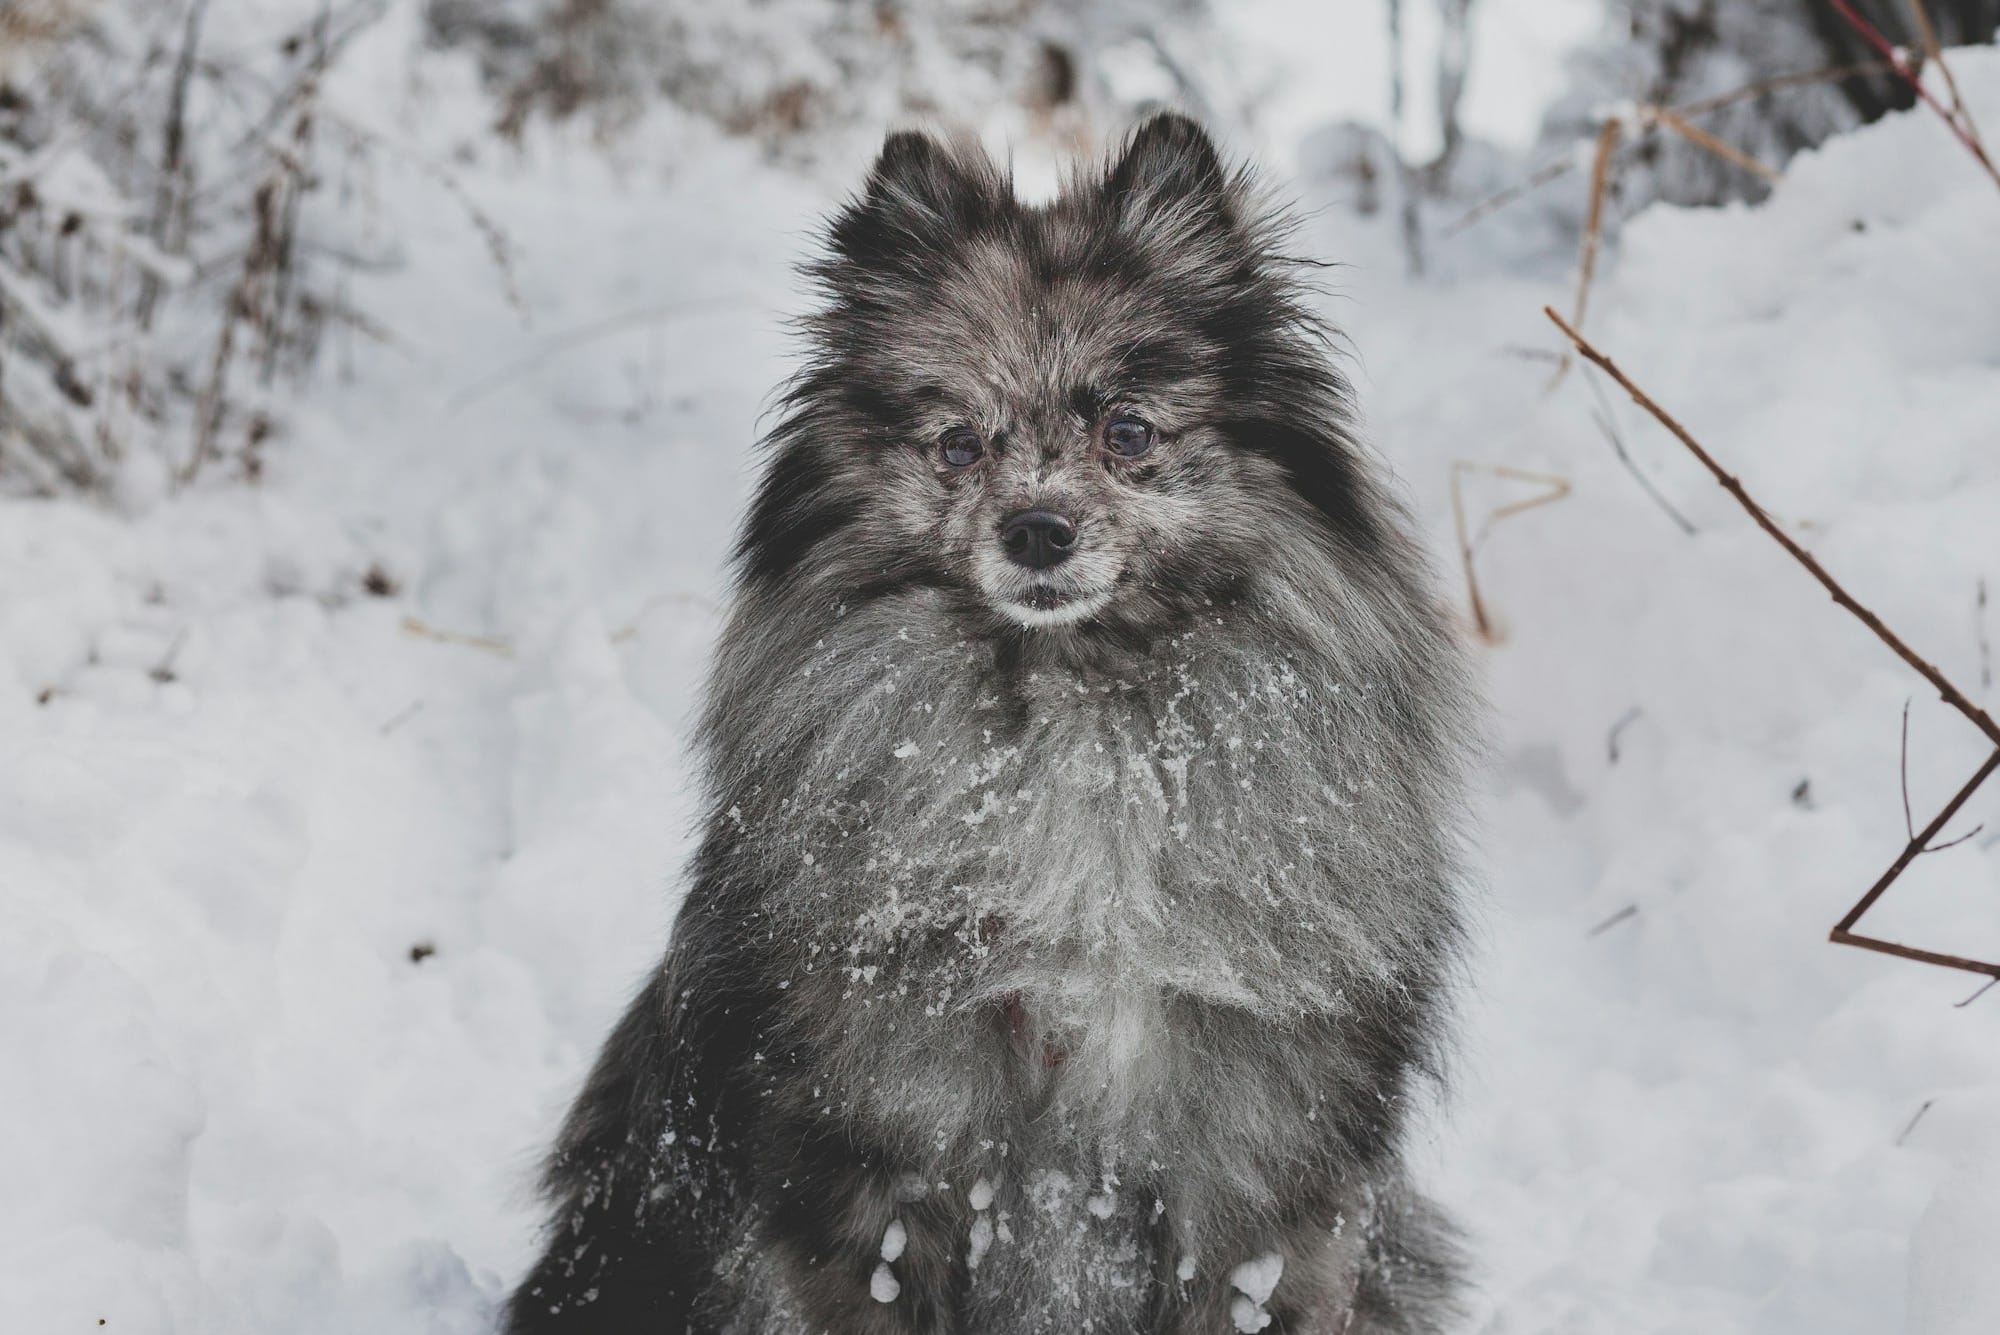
(505, 115, 1477, 1335)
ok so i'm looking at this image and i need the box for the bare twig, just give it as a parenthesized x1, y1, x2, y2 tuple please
(149, 629, 187, 684)
(1441, 156, 1577, 238)
(1581, 365, 1698, 535)
(1825, 0, 2000, 193)
(1587, 904, 1640, 938)
(1674, 60, 1897, 119)
(1833, 749, 2000, 976)
(1900, 700, 1916, 840)
(1607, 705, 1644, 764)
(1895, 705, 1983, 853)
(1545, 307, 2000, 981)
(1496, 345, 1565, 365)
(1955, 977, 1998, 1008)
(378, 700, 424, 735)
(1895, 1098, 1935, 1145)
(1448, 59, 1895, 244)
(1922, 823, 1984, 854)
(445, 297, 751, 414)
(1546, 308, 2000, 749)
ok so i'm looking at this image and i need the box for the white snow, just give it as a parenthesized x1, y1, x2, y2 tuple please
(967, 1215, 995, 1270)
(880, 1219, 908, 1263)
(4, 5, 2000, 1334)
(1230, 1294, 1274, 1333)
(1229, 1252, 1285, 1306)
(1229, 1251, 1284, 1329)
(1374, 49, 2000, 1335)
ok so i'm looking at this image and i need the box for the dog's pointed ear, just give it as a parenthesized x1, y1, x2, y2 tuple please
(1105, 113, 1231, 230)
(828, 130, 1002, 274)
(844, 132, 1000, 242)
(865, 131, 964, 210)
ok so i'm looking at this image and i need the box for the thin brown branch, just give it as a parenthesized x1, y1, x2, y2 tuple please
(1955, 977, 1999, 1008)
(1899, 698, 1984, 854)
(1922, 822, 1984, 854)
(1544, 307, 2000, 750)
(1831, 748, 2000, 975)
(1544, 306, 2000, 981)
(1825, 0, 2000, 194)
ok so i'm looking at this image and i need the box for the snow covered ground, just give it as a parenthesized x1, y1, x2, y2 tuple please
(3, 9, 1999, 1334)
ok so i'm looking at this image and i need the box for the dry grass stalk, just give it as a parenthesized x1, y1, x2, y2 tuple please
(1979, 576, 1992, 690)
(1546, 306, 2000, 981)
(1673, 60, 1897, 119)
(1547, 105, 1774, 391)
(0, 0, 85, 58)
(401, 616, 515, 658)
(1639, 104, 1781, 183)
(2, 1, 419, 493)
(1545, 117, 1622, 389)
(1448, 59, 1885, 243)
(1441, 156, 1578, 238)
(1449, 460, 1573, 643)
(1905, 0, 1984, 151)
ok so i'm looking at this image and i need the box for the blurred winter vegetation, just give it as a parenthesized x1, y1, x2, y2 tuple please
(3, 0, 1993, 497)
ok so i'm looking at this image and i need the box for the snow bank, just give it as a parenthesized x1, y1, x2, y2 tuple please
(1329, 47, 2000, 1335)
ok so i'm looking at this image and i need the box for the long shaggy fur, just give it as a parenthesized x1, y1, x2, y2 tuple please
(504, 114, 1477, 1335)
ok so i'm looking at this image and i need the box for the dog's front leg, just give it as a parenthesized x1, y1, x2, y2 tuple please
(1150, 1195, 1379, 1335)
(759, 1119, 968, 1335)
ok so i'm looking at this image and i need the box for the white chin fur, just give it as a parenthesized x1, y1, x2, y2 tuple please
(996, 588, 1114, 629)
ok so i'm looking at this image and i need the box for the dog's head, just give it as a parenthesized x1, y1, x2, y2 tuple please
(741, 114, 1398, 640)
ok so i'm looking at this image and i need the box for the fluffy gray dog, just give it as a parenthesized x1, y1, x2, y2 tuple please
(504, 113, 1477, 1335)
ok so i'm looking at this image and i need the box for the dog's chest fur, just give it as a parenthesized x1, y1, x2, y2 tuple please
(711, 588, 1450, 1174)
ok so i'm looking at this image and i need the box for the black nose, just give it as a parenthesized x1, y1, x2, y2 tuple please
(999, 509, 1077, 570)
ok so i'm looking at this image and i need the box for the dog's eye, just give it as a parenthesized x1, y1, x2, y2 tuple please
(1103, 416, 1155, 458)
(939, 429, 984, 468)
